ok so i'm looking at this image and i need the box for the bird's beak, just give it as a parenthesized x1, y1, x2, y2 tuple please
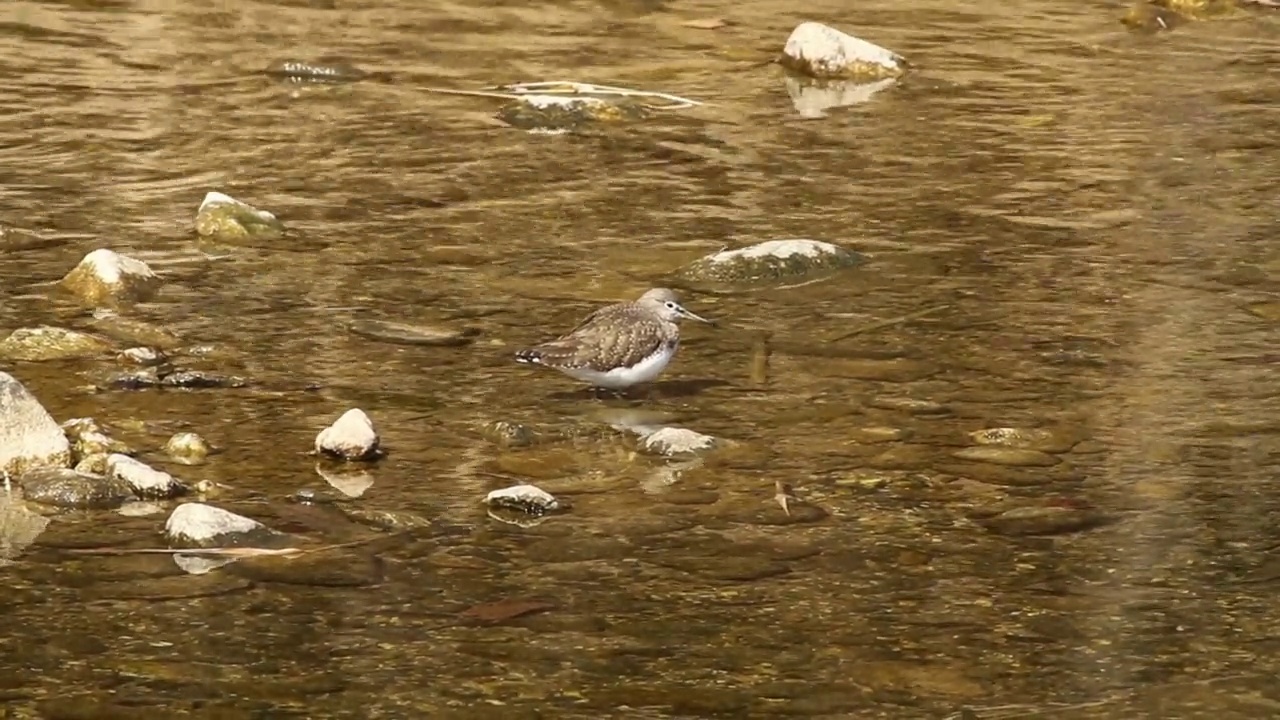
(678, 306, 716, 326)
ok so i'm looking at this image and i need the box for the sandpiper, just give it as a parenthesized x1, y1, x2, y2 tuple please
(514, 288, 714, 394)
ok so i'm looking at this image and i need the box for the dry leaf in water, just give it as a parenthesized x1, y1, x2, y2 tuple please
(681, 18, 729, 30)
(459, 597, 556, 624)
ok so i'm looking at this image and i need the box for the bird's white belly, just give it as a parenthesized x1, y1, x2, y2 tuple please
(563, 344, 676, 389)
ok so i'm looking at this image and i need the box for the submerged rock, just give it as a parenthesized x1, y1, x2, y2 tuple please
(347, 319, 479, 347)
(58, 249, 162, 306)
(19, 467, 134, 509)
(165, 432, 212, 465)
(0, 372, 72, 477)
(0, 326, 114, 362)
(976, 504, 1113, 536)
(484, 484, 561, 515)
(61, 417, 133, 463)
(968, 427, 1079, 454)
(315, 408, 381, 461)
(952, 446, 1060, 467)
(780, 22, 906, 80)
(165, 502, 281, 548)
(496, 95, 648, 133)
(194, 191, 285, 242)
(785, 75, 898, 119)
(676, 239, 863, 285)
(106, 454, 187, 499)
(640, 427, 718, 457)
(117, 346, 169, 367)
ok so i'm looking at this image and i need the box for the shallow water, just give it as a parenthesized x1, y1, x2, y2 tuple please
(2, 0, 1279, 717)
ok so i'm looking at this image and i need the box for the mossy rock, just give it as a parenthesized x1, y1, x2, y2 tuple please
(497, 96, 648, 133)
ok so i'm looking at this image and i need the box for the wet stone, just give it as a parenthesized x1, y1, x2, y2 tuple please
(851, 425, 912, 443)
(226, 549, 384, 587)
(19, 467, 133, 509)
(713, 499, 829, 526)
(484, 483, 561, 515)
(107, 454, 187, 499)
(0, 325, 113, 362)
(315, 408, 381, 461)
(62, 417, 132, 461)
(976, 504, 1114, 536)
(58, 248, 162, 307)
(653, 488, 720, 505)
(348, 318, 479, 347)
(195, 191, 285, 242)
(117, 346, 168, 367)
(780, 21, 906, 80)
(952, 446, 1061, 467)
(0, 372, 72, 476)
(162, 370, 247, 389)
(88, 311, 183, 349)
(482, 420, 538, 448)
(338, 506, 433, 532)
(675, 238, 864, 286)
(868, 396, 951, 415)
(968, 426, 1080, 453)
(639, 427, 717, 456)
(165, 502, 282, 548)
(165, 432, 212, 464)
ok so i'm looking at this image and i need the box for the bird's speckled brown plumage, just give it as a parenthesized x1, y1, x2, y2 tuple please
(514, 288, 712, 390)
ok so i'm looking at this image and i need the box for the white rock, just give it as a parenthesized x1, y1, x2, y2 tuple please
(717, 238, 843, 262)
(315, 408, 380, 460)
(59, 249, 161, 305)
(484, 484, 560, 514)
(0, 372, 72, 478)
(782, 22, 905, 79)
(165, 502, 267, 545)
(678, 238, 863, 285)
(106, 454, 185, 498)
(198, 191, 278, 220)
(785, 75, 898, 119)
(640, 427, 717, 456)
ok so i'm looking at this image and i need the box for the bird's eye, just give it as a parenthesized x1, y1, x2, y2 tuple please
(666, 302, 677, 308)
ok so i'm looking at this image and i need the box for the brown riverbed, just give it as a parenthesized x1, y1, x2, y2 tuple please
(2, 0, 1280, 718)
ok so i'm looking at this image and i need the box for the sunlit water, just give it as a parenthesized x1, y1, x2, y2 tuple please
(2, 0, 1278, 717)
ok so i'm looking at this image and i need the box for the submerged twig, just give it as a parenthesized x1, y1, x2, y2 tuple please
(826, 304, 951, 343)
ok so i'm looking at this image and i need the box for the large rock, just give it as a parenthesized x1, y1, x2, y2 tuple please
(0, 372, 71, 477)
(0, 326, 114, 362)
(58, 249, 162, 306)
(675, 239, 864, 286)
(315, 408, 381, 461)
(19, 467, 134, 509)
(165, 502, 283, 548)
(61, 417, 133, 464)
(780, 22, 906, 80)
(194, 191, 285, 242)
(640, 427, 718, 457)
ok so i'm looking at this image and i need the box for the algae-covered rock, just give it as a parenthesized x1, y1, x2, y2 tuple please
(194, 191, 285, 242)
(0, 326, 114, 362)
(58, 249, 162, 307)
(0, 372, 72, 477)
(165, 432, 212, 465)
(19, 467, 134, 509)
(780, 22, 906, 81)
(496, 95, 648, 133)
(61, 417, 133, 463)
(676, 239, 864, 285)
